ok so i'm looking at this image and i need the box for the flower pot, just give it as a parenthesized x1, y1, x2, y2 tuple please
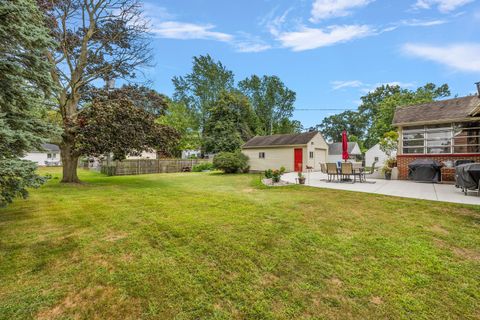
(298, 177, 306, 185)
(385, 172, 392, 180)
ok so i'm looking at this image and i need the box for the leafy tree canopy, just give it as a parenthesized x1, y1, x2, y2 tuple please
(172, 55, 235, 127)
(39, 0, 152, 182)
(315, 110, 366, 143)
(157, 101, 202, 156)
(76, 98, 179, 161)
(239, 75, 296, 135)
(204, 91, 258, 154)
(314, 83, 450, 149)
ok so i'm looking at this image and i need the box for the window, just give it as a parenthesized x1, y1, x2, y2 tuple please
(374, 156, 379, 162)
(309, 151, 314, 159)
(402, 122, 480, 154)
(259, 152, 265, 159)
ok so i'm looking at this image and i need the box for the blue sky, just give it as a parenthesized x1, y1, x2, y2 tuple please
(140, 0, 480, 129)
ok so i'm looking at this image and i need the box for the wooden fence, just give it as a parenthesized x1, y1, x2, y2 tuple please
(100, 159, 211, 176)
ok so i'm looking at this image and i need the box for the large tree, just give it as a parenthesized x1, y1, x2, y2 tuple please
(359, 83, 450, 148)
(315, 110, 366, 143)
(239, 75, 296, 135)
(172, 54, 235, 152)
(39, 0, 151, 182)
(157, 101, 202, 157)
(204, 91, 258, 154)
(0, 0, 55, 206)
(76, 98, 179, 161)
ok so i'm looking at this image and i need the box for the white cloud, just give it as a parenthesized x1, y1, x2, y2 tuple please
(310, 0, 374, 22)
(150, 21, 233, 42)
(331, 80, 364, 90)
(361, 82, 416, 93)
(400, 19, 448, 26)
(403, 43, 480, 72)
(276, 25, 374, 51)
(413, 0, 474, 12)
(233, 33, 272, 53)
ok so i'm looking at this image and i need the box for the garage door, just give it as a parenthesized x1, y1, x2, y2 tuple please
(315, 149, 326, 170)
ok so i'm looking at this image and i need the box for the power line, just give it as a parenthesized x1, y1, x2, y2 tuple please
(295, 108, 357, 111)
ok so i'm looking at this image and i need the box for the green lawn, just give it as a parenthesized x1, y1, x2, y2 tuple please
(0, 168, 479, 319)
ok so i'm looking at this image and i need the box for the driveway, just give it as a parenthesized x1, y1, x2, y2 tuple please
(281, 171, 480, 206)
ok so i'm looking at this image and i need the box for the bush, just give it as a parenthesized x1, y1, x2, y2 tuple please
(264, 169, 273, 179)
(192, 162, 214, 172)
(265, 167, 285, 182)
(213, 151, 249, 174)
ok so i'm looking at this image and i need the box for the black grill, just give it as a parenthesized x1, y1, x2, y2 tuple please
(408, 159, 443, 183)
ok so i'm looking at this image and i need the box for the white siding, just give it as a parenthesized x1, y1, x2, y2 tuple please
(243, 147, 297, 172)
(126, 151, 158, 160)
(306, 133, 328, 170)
(242, 132, 328, 172)
(22, 152, 59, 166)
(327, 154, 343, 164)
(365, 143, 396, 168)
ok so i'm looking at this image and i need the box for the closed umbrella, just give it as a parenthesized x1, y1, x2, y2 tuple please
(342, 130, 349, 162)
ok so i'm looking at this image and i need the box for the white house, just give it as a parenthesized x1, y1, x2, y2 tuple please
(365, 143, 396, 168)
(327, 142, 362, 163)
(181, 149, 201, 159)
(22, 143, 61, 166)
(127, 151, 158, 160)
(242, 131, 328, 172)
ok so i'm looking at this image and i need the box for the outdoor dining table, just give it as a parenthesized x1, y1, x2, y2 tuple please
(335, 166, 365, 183)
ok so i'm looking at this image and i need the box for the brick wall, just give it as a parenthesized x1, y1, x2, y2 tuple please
(397, 154, 480, 181)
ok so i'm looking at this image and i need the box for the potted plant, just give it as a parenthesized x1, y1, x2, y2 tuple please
(297, 172, 306, 184)
(382, 165, 392, 180)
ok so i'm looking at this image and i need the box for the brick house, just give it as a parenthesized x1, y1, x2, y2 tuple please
(393, 85, 480, 181)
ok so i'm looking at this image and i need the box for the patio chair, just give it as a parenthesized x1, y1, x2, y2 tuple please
(360, 161, 377, 181)
(340, 162, 354, 182)
(320, 163, 327, 174)
(326, 163, 338, 182)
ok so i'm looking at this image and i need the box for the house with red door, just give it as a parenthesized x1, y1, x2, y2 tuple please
(393, 84, 480, 181)
(241, 131, 328, 172)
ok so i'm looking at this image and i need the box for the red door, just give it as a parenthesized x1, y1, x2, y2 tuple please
(294, 148, 303, 172)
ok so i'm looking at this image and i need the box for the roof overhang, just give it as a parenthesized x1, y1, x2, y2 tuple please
(393, 116, 480, 127)
(242, 144, 307, 149)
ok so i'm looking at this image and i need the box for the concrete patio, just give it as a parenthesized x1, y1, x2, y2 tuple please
(282, 171, 480, 205)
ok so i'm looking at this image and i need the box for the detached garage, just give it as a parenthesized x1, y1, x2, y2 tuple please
(241, 131, 328, 172)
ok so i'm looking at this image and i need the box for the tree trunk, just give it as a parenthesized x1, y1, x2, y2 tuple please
(60, 138, 80, 183)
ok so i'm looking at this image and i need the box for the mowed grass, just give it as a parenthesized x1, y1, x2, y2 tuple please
(0, 168, 479, 320)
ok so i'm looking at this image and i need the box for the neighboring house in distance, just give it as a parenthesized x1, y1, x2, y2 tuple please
(22, 143, 61, 166)
(327, 142, 362, 163)
(365, 143, 396, 168)
(126, 151, 158, 160)
(393, 87, 480, 181)
(242, 131, 328, 172)
(181, 150, 201, 159)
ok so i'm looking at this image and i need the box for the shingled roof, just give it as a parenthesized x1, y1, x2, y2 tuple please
(242, 131, 319, 148)
(393, 95, 480, 126)
(328, 142, 361, 155)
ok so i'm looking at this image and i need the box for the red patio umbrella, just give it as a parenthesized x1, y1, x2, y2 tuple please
(342, 130, 349, 162)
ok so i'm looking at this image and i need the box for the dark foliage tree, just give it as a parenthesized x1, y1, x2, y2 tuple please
(85, 84, 169, 116)
(204, 91, 258, 154)
(38, 0, 152, 182)
(0, 0, 55, 206)
(239, 75, 296, 135)
(76, 98, 179, 161)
